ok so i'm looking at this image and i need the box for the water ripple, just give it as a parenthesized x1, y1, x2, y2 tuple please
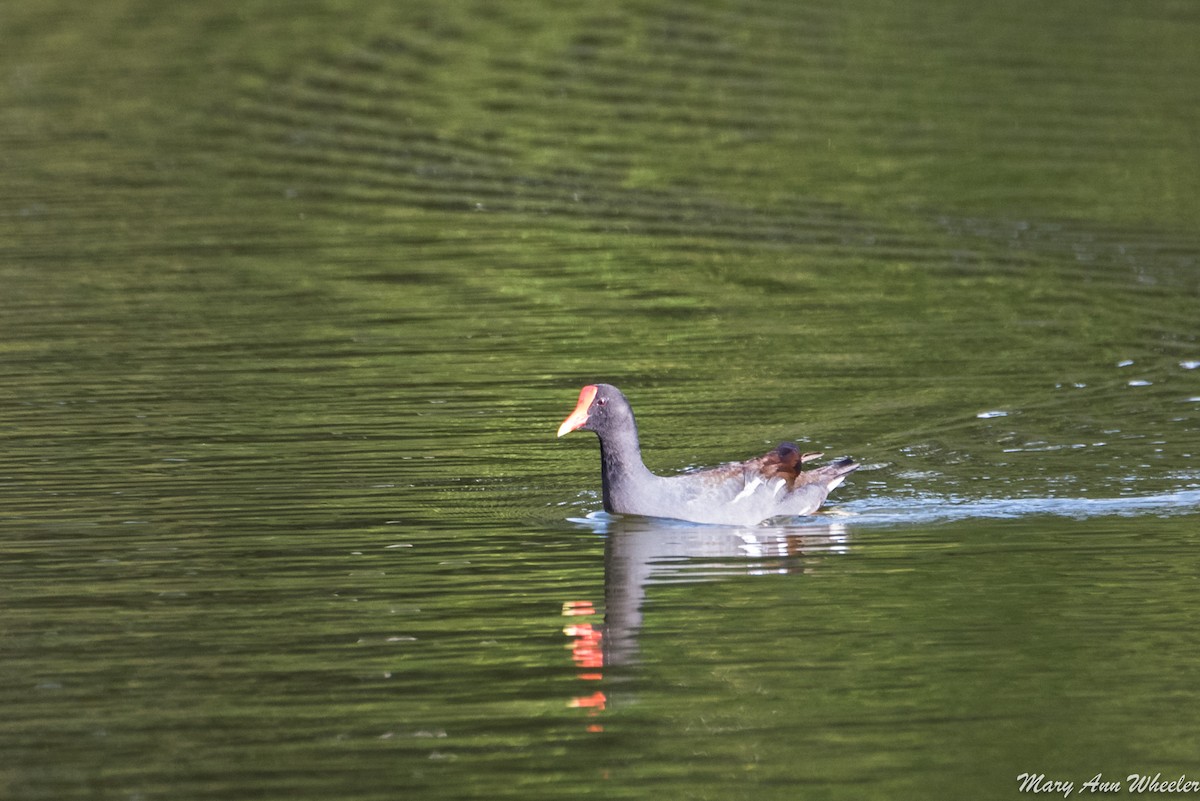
(835, 489, 1200, 525)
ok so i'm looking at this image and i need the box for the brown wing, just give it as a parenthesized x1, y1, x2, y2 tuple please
(683, 441, 832, 491)
(744, 442, 824, 488)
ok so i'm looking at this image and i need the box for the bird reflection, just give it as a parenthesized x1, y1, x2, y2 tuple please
(562, 513, 850, 730)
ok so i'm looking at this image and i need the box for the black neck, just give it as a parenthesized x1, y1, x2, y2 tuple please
(596, 419, 645, 512)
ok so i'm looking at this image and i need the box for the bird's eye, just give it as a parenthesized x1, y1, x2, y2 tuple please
(596, 397, 607, 407)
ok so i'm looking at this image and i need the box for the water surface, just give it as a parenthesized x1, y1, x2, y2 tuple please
(2, 1, 1199, 799)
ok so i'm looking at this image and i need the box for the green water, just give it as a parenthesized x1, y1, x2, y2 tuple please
(2, 1, 1199, 799)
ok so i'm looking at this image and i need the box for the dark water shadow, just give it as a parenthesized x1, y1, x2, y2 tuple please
(560, 512, 849, 729)
(592, 514, 849, 667)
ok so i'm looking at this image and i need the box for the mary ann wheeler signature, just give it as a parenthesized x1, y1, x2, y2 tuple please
(1018, 773, 1200, 797)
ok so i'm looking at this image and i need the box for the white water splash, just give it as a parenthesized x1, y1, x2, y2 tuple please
(834, 489, 1200, 525)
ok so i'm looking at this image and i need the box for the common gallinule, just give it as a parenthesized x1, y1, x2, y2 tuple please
(557, 384, 858, 525)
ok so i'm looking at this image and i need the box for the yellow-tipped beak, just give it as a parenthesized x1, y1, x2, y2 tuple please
(557, 385, 598, 437)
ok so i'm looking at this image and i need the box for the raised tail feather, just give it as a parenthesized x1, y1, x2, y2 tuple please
(799, 456, 859, 491)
